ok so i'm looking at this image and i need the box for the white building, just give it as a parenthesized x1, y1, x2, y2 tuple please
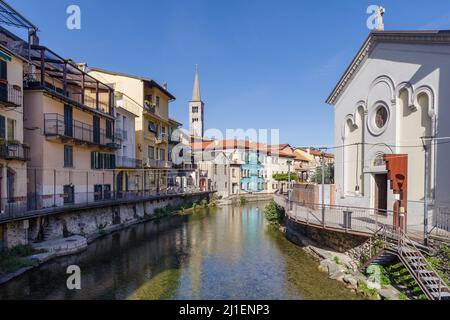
(115, 96, 138, 169)
(327, 30, 450, 236)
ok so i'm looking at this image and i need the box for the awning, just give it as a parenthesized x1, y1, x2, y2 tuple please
(0, 49, 12, 62)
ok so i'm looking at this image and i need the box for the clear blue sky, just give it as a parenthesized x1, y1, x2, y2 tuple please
(6, 0, 450, 148)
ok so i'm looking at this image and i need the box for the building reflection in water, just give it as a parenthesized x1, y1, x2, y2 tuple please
(0, 203, 360, 300)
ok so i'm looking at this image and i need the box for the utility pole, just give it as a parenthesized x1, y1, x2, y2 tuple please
(287, 160, 292, 206)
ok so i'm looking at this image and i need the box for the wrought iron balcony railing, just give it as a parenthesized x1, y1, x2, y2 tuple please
(143, 158, 172, 168)
(116, 156, 141, 168)
(44, 113, 121, 149)
(0, 142, 30, 161)
(0, 83, 22, 107)
(24, 72, 114, 118)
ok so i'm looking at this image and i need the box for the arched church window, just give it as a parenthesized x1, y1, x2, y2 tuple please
(373, 154, 386, 167)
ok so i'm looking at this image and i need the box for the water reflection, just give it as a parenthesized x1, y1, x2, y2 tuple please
(0, 203, 361, 300)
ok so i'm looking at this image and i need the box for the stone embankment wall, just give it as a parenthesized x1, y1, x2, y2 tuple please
(2, 193, 211, 249)
(285, 218, 368, 252)
(220, 193, 274, 206)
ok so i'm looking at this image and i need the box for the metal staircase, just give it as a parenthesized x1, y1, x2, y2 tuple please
(359, 226, 450, 300)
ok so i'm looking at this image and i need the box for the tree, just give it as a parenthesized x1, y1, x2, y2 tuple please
(272, 172, 298, 182)
(312, 164, 334, 184)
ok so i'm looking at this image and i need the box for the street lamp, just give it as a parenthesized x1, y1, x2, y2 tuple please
(319, 148, 327, 226)
(287, 160, 293, 206)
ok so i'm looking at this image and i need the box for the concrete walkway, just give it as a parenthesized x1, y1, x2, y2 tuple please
(32, 235, 87, 259)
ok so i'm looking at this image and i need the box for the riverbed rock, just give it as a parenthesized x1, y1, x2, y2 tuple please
(318, 259, 332, 273)
(328, 261, 345, 277)
(343, 274, 358, 290)
(329, 271, 346, 282)
(379, 287, 401, 300)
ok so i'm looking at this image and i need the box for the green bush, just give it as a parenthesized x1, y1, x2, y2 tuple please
(264, 200, 285, 227)
(240, 196, 247, 205)
(384, 262, 427, 300)
(0, 245, 44, 275)
(358, 282, 379, 300)
(427, 244, 449, 286)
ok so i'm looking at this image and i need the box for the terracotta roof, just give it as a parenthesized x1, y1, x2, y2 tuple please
(192, 140, 295, 157)
(294, 149, 314, 162)
(268, 144, 296, 158)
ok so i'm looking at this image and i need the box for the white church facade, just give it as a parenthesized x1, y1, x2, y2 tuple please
(327, 30, 450, 235)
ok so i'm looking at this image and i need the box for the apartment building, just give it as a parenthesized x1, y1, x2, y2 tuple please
(0, 27, 122, 209)
(0, 44, 28, 213)
(23, 50, 120, 208)
(114, 91, 140, 196)
(89, 68, 176, 193)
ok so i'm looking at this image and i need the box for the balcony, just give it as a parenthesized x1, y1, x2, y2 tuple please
(114, 129, 128, 141)
(24, 69, 114, 119)
(44, 113, 121, 150)
(143, 101, 156, 114)
(0, 142, 30, 161)
(143, 158, 171, 168)
(155, 133, 168, 144)
(0, 83, 22, 107)
(172, 162, 197, 170)
(169, 133, 181, 144)
(116, 156, 141, 168)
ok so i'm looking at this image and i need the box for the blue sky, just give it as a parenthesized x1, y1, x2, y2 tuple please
(5, 0, 450, 148)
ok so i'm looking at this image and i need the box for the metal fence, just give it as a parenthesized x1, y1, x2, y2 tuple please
(274, 193, 393, 235)
(0, 186, 213, 222)
(431, 206, 450, 238)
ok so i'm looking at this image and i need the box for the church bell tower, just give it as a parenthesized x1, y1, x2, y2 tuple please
(189, 66, 204, 138)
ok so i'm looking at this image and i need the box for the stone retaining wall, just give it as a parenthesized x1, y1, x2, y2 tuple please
(1, 193, 211, 249)
(285, 218, 368, 252)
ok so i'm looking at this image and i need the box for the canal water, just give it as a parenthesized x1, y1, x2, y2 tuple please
(0, 202, 361, 300)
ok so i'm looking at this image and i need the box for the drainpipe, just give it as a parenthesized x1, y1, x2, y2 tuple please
(424, 140, 429, 247)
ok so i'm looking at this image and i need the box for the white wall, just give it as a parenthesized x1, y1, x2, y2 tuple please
(333, 41, 448, 232)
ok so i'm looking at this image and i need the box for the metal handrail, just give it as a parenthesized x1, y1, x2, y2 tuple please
(44, 113, 121, 147)
(392, 226, 446, 300)
(376, 225, 448, 300)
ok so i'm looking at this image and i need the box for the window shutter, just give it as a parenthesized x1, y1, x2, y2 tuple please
(0, 115, 5, 139)
(0, 60, 7, 80)
(91, 152, 95, 169)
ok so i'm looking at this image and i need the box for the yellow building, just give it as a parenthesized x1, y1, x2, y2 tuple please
(89, 68, 175, 167)
(0, 44, 28, 214)
(89, 68, 176, 193)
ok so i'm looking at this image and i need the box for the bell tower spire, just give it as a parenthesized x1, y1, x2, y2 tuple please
(189, 65, 204, 138)
(192, 65, 201, 101)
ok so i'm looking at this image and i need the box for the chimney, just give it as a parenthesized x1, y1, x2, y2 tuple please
(77, 63, 88, 71)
